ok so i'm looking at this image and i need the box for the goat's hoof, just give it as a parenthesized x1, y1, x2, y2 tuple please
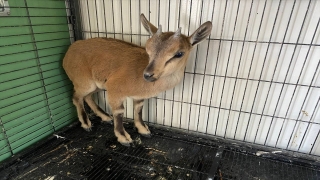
(140, 133, 152, 138)
(82, 123, 92, 132)
(120, 141, 132, 147)
(118, 136, 133, 147)
(83, 127, 92, 132)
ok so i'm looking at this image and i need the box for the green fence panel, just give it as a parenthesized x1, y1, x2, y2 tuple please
(0, 0, 77, 162)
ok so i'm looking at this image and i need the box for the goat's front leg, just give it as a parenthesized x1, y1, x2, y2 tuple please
(134, 99, 151, 137)
(111, 102, 133, 146)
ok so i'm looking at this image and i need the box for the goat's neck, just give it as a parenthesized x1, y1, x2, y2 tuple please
(145, 68, 184, 96)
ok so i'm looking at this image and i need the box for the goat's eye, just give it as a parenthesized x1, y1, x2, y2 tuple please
(174, 52, 184, 58)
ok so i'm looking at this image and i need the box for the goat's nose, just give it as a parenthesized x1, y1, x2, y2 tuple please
(144, 72, 154, 79)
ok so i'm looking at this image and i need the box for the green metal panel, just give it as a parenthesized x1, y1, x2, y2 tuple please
(0, 59, 38, 74)
(1, 81, 43, 100)
(0, 52, 35, 65)
(0, 0, 77, 162)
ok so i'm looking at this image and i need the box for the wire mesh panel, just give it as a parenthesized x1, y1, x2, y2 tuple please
(0, 0, 76, 162)
(74, 0, 320, 157)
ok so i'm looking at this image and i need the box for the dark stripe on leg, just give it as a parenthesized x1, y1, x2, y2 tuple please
(81, 109, 88, 125)
(137, 106, 146, 127)
(115, 113, 125, 136)
(134, 99, 146, 127)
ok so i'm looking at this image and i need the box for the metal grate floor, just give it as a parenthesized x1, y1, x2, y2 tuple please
(1, 117, 319, 180)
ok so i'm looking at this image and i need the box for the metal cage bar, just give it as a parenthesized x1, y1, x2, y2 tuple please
(70, 0, 320, 157)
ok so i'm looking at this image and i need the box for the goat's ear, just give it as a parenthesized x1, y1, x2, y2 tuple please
(140, 13, 158, 35)
(189, 21, 212, 46)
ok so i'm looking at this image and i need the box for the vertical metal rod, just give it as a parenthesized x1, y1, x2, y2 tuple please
(120, 0, 124, 40)
(290, 60, 320, 150)
(235, 0, 267, 141)
(102, 0, 107, 37)
(139, 0, 141, 46)
(147, 0, 150, 125)
(178, 0, 193, 130)
(212, 0, 228, 135)
(299, 95, 320, 151)
(94, 0, 103, 107)
(287, 51, 320, 148)
(204, 0, 216, 134)
(169, 0, 177, 128)
(129, 0, 134, 120)
(234, 1, 254, 139)
(263, 0, 308, 146)
(220, 0, 244, 138)
(24, 0, 56, 132)
(163, 0, 171, 126)
(187, 0, 204, 131)
(279, 16, 320, 148)
(242, 0, 267, 142)
(187, 0, 193, 36)
(111, 0, 115, 38)
(252, 0, 282, 143)
(86, 0, 92, 38)
(170, 0, 181, 128)
(129, 0, 132, 43)
(274, 0, 314, 148)
(102, 0, 108, 113)
(176, 0, 182, 128)
(167, 0, 171, 31)
(155, 0, 160, 124)
(94, 0, 99, 37)
(247, 0, 281, 143)
(309, 128, 320, 154)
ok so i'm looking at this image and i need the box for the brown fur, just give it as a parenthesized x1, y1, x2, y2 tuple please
(63, 14, 212, 145)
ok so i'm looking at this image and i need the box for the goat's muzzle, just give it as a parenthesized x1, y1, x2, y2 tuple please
(143, 72, 156, 82)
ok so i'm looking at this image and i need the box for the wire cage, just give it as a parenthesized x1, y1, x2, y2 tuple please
(1, 0, 320, 179)
(75, 0, 320, 156)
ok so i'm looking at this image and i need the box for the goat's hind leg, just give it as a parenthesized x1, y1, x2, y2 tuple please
(73, 91, 92, 131)
(134, 99, 151, 137)
(84, 93, 113, 124)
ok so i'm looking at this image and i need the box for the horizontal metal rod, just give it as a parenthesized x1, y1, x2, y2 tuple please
(5, 6, 73, 10)
(0, 52, 66, 66)
(0, 37, 72, 48)
(2, 89, 73, 118)
(79, 31, 320, 46)
(0, 30, 74, 38)
(183, 72, 320, 89)
(0, 77, 70, 101)
(153, 97, 320, 125)
(0, 23, 72, 29)
(1, 66, 67, 83)
(0, 44, 70, 57)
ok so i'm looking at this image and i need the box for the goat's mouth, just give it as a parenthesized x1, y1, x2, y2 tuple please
(144, 75, 157, 82)
(143, 72, 159, 82)
(143, 72, 158, 82)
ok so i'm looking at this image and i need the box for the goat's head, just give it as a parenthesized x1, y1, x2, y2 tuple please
(140, 14, 212, 82)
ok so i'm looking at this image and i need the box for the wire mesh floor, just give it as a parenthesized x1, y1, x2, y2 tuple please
(1, 117, 319, 180)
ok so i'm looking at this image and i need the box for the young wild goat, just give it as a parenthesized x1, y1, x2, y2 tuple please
(63, 14, 212, 146)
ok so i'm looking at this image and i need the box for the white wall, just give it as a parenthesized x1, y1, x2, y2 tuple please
(77, 0, 320, 156)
